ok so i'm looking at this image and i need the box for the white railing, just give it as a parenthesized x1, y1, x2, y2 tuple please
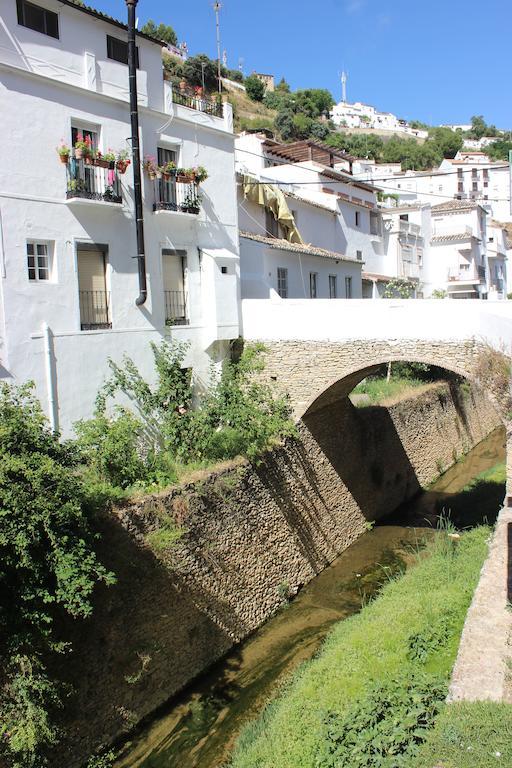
(399, 220, 421, 236)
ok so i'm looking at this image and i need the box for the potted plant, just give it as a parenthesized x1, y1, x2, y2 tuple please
(181, 189, 201, 214)
(94, 151, 110, 169)
(116, 149, 131, 174)
(67, 178, 86, 195)
(179, 79, 187, 92)
(143, 155, 158, 180)
(194, 166, 208, 184)
(56, 141, 70, 164)
(74, 133, 93, 161)
(102, 149, 116, 170)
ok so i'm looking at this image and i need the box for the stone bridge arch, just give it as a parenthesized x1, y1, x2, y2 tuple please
(258, 338, 512, 499)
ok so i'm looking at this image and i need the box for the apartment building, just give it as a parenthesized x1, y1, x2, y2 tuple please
(234, 135, 391, 299)
(0, 0, 240, 434)
(330, 101, 428, 139)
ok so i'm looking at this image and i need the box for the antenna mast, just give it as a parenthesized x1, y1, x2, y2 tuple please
(213, 2, 222, 93)
(341, 70, 347, 103)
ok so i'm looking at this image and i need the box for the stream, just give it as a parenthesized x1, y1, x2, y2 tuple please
(116, 427, 506, 768)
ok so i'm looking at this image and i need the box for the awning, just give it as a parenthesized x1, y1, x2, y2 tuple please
(242, 175, 303, 245)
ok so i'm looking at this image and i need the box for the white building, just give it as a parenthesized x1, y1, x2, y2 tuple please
(235, 135, 392, 299)
(0, 0, 240, 435)
(330, 101, 428, 139)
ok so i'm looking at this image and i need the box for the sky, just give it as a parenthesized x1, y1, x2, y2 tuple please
(95, 0, 511, 128)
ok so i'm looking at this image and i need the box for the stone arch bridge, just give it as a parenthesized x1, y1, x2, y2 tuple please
(241, 299, 512, 498)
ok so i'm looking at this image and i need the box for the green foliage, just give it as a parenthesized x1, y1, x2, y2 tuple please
(316, 673, 446, 767)
(145, 521, 184, 551)
(428, 127, 464, 159)
(276, 77, 291, 92)
(413, 702, 512, 768)
(229, 527, 490, 768)
(294, 88, 334, 118)
(431, 288, 447, 299)
(225, 68, 244, 83)
(162, 53, 184, 81)
(383, 278, 416, 298)
(0, 383, 114, 766)
(140, 19, 177, 46)
(80, 341, 295, 491)
(86, 750, 117, 768)
(239, 116, 275, 134)
(466, 115, 499, 140)
(326, 132, 384, 160)
(381, 137, 441, 171)
(183, 54, 218, 92)
(486, 139, 512, 161)
(245, 75, 266, 102)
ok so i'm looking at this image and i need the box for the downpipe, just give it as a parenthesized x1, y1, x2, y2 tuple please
(126, 0, 147, 306)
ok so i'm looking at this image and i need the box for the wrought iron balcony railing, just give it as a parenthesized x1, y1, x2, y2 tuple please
(172, 87, 223, 117)
(164, 289, 188, 325)
(152, 177, 201, 214)
(79, 290, 112, 330)
(66, 157, 122, 204)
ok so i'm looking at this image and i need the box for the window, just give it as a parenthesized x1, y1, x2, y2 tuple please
(345, 276, 352, 298)
(309, 272, 318, 298)
(355, 211, 360, 227)
(370, 212, 380, 235)
(329, 275, 337, 298)
(17, 0, 59, 38)
(399, 214, 409, 221)
(107, 34, 139, 67)
(265, 208, 280, 238)
(27, 242, 52, 281)
(356, 250, 363, 261)
(77, 245, 111, 330)
(277, 267, 288, 298)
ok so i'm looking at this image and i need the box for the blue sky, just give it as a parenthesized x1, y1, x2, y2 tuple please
(96, 0, 511, 128)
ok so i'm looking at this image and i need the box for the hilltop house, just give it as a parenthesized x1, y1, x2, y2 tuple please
(0, 0, 240, 434)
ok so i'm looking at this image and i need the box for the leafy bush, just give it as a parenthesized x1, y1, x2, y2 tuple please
(81, 340, 295, 488)
(140, 19, 177, 46)
(316, 673, 446, 767)
(183, 54, 218, 92)
(0, 383, 114, 766)
(245, 75, 266, 102)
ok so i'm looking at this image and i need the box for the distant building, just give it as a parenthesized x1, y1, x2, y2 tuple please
(330, 101, 428, 139)
(252, 72, 275, 92)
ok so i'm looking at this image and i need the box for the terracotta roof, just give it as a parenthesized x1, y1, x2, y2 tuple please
(239, 231, 361, 264)
(431, 233, 473, 243)
(57, 0, 166, 45)
(319, 166, 378, 193)
(262, 139, 355, 165)
(431, 200, 479, 213)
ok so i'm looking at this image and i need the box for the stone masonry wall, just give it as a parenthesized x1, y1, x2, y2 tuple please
(55, 383, 502, 767)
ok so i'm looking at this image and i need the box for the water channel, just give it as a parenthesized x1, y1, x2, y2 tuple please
(116, 427, 506, 768)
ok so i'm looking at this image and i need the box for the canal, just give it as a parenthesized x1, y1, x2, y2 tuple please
(116, 427, 506, 768)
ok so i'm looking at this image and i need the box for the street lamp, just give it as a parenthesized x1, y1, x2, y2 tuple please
(213, 2, 222, 93)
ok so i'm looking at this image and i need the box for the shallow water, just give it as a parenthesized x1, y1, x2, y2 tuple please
(116, 427, 506, 768)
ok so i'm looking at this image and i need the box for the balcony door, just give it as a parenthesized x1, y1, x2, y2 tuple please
(77, 246, 111, 330)
(158, 147, 178, 210)
(162, 249, 187, 324)
(71, 126, 98, 195)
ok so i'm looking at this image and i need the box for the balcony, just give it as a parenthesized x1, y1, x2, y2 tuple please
(66, 157, 122, 205)
(152, 177, 201, 215)
(164, 289, 187, 325)
(170, 84, 223, 118)
(447, 266, 484, 284)
(399, 220, 421, 237)
(79, 290, 111, 331)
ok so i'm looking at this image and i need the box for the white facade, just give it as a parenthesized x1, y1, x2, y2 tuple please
(0, 0, 240, 435)
(330, 101, 428, 139)
(235, 134, 393, 299)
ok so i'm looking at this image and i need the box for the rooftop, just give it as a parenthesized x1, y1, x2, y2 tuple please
(239, 231, 361, 264)
(431, 200, 480, 214)
(431, 233, 474, 243)
(57, 0, 165, 45)
(262, 139, 355, 166)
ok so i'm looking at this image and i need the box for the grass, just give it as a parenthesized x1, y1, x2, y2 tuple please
(437, 462, 506, 529)
(413, 702, 512, 767)
(229, 527, 491, 768)
(224, 87, 278, 133)
(350, 377, 433, 406)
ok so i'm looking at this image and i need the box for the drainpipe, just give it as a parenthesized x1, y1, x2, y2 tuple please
(42, 322, 58, 433)
(126, 0, 147, 306)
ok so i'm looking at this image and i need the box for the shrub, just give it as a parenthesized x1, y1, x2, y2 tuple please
(316, 673, 447, 768)
(183, 54, 218, 92)
(245, 75, 266, 102)
(0, 383, 114, 766)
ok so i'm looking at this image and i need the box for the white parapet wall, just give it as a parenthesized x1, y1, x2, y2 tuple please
(241, 298, 512, 349)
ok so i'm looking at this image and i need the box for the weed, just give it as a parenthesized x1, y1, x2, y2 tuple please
(277, 581, 291, 601)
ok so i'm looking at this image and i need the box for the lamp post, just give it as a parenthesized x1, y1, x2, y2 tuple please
(126, 0, 147, 306)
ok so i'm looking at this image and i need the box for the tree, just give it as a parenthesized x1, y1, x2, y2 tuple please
(140, 19, 177, 46)
(468, 115, 487, 140)
(245, 75, 266, 102)
(309, 121, 330, 141)
(428, 127, 463, 159)
(295, 89, 334, 118)
(326, 132, 384, 161)
(486, 140, 512, 161)
(275, 108, 296, 141)
(276, 77, 291, 92)
(226, 68, 244, 83)
(183, 54, 218, 92)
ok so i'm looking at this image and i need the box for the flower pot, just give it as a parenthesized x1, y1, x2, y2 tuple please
(179, 80, 187, 92)
(161, 171, 170, 181)
(84, 155, 93, 165)
(116, 160, 129, 174)
(148, 170, 157, 180)
(75, 148, 84, 159)
(59, 154, 69, 164)
(96, 159, 109, 169)
(177, 174, 191, 183)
